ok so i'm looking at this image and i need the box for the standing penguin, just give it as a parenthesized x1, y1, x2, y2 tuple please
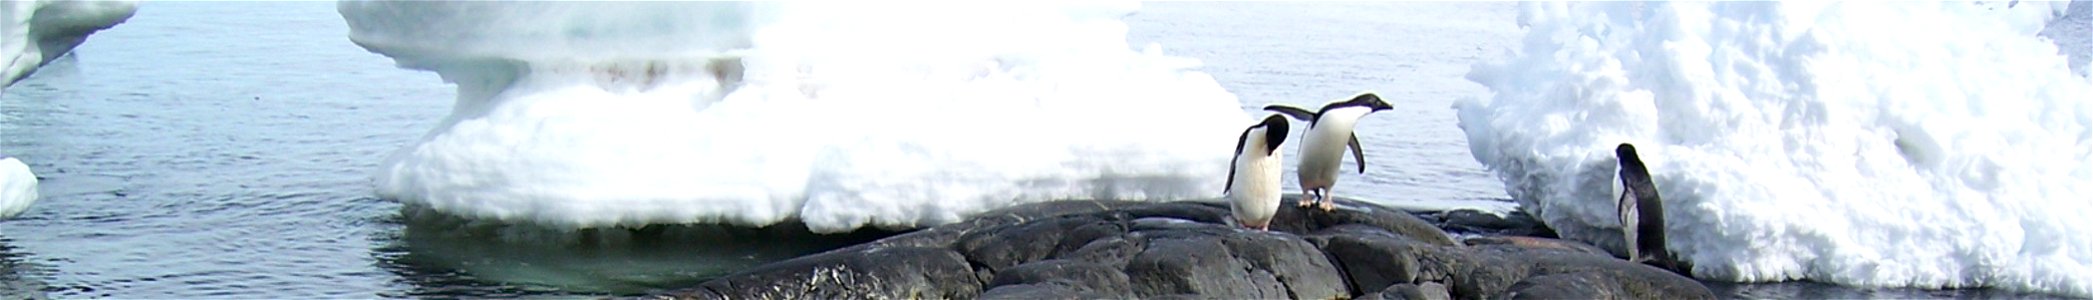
(1226, 114, 1292, 231)
(1262, 92, 1393, 211)
(1614, 143, 1671, 268)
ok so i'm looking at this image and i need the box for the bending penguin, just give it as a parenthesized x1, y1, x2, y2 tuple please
(1615, 143, 1678, 271)
(1262, 92, 1393, 211)
(1226, 114, 1292, 231)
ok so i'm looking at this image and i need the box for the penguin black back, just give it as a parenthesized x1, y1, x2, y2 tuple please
(1316, 92, 1393, 116)
(1230, 114, 1292, 159)
(1261, 114, 1290, 154)
(1616, 143, 1675, 272)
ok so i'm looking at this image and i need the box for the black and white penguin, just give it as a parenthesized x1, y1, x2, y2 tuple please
(1226, 114, 1291, 231)
(1614, 143, 1670, 268)
(1262, 92, 1393, 211)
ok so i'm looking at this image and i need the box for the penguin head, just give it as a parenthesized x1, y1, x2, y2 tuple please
(1615, 143, 1649, 181)
(1615, 143, 1642, 165)
(1349, 93, 1394, 112)
(1260, 114, 1291, 154)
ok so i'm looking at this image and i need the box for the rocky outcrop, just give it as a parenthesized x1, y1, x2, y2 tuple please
(643, 197, 1712, 300)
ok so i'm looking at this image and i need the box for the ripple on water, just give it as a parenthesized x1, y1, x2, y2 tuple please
(369, 205, 901, 298)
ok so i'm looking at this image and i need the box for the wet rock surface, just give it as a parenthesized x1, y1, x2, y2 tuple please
(643, 197, 1712, 299)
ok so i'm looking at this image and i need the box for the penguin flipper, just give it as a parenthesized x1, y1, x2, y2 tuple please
(1349, 134, 1367, 173)
(1262, 105, 1317, 122)
(1225, 125, 1253, 194)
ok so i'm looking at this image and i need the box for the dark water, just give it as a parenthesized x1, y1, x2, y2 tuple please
(0, 1, 2082, 299)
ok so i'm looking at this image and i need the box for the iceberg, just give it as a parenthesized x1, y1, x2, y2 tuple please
(0, 155, 34, 218)
(340, 2, 1249, 233)
(2, 0, 136, 86)
(1461, 1, 2093, 296)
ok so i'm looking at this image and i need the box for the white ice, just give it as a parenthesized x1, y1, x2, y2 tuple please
(1461, 1, 2093, 296)
(2, 0, 135, 87)
(0, 156, 35, 218)
(340, 2, 1249, 233)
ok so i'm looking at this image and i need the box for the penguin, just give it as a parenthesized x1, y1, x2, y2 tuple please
(0, 154, 39, 219)
(1226, 114, 1291, 231)
(1614, 143, 1670, 268)
(1262, 92, 1393, 211)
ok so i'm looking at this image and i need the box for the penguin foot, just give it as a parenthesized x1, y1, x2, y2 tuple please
(1317, 200, 1336, 211)
(1298, 191, 1323, 207)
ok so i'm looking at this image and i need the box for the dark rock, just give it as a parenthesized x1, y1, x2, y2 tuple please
(958, 214, 1126, 276)
(1505, 272, 1627, 300)
(979, 283, 1108, 300)
(647, 198, 1715, 300)
(659, 246, 979, 300)
(1503, 251, 1715, 299)
(1124, 234, 1286, 298)
(1463, 236, 1608, 256)
(1316, 234, 1464, 295)
(1219, 231, 1349, 299)
(1360, 282, 1453, 300)
(1269, 195, 1459, 246)
(1116, 202, 1234, 225)
(987, 259, 1133, 298)
(1435, 209, 1555, 237)
(1063, 235, 1143, 266)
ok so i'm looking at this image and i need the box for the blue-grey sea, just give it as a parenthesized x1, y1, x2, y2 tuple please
(0, 2, 2078, 299)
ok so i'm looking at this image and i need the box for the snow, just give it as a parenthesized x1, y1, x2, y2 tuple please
(1461, 1, 2093, 296)
(2, 0, 135, 87)
(339, 2, 1249, 233)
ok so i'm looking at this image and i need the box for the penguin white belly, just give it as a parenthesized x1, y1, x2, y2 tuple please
(1296, 117, 1359, 188)
(1229, 151, 1284, 227)
(0, 157, 39, 219)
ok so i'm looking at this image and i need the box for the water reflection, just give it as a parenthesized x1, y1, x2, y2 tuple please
(0, 236, 52, 300)
(370, 205, 900, 298)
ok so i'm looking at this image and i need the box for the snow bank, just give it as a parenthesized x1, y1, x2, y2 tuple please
(340, 2, 1248, 233)
(1460, 1, 2093, 296)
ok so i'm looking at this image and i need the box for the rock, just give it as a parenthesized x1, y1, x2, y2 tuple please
(1463, 235, 1607, 256)
(1503, 250, 1715, 299)
(958, 214, 1125, 276)
(645, 197, 1715, 300)
(1218, 231, 1349, 299)
(1359, 282, 1453, 300)
(1125, 234, 1286, 298)
(1269, 195, 1459, 246)
(979, 283, 1108, 300)
(1433, 209, 1555, 237)
(986, 260, 1133, 298)
(652, 246, 980, 300)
